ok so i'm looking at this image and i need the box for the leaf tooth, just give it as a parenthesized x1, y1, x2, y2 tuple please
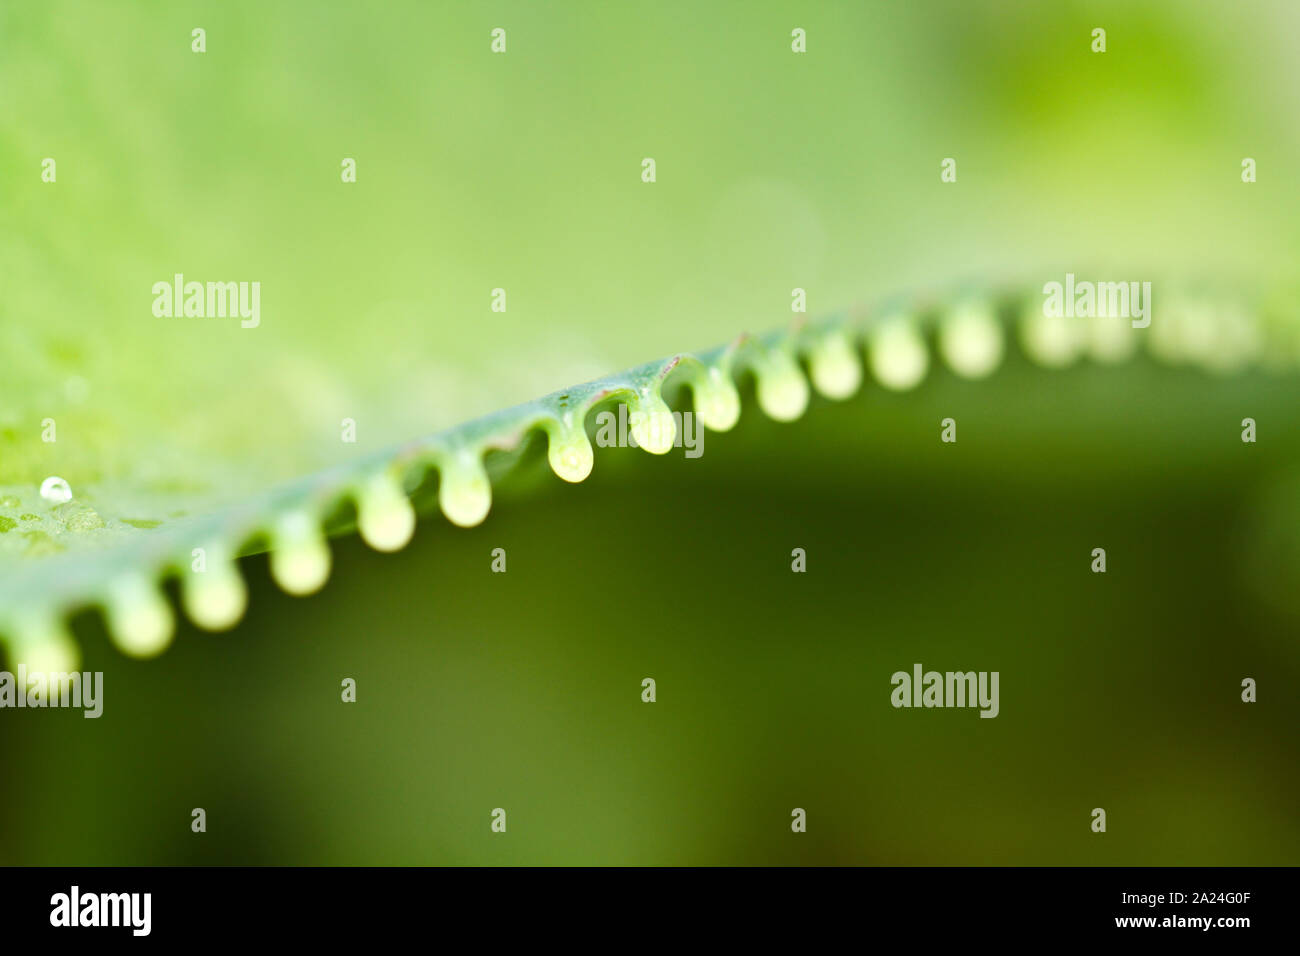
(1085, 312, 1140, 364)
(5, 609, 80, 672)
(628, 388, 676, 454)
(690, 364, 741, 432)
(808, 329, 863, 400)
(182, 546, 248, 631)
(106, 575, 175, 658)
(270, 511, 332, 596)
(1202, 302, 1264, 374)
(544, 414, 594, 483)
(357, 471, 416, 552)
(1018, 300, 1084, 368)
(754, 347, 810, 422)
(1149, 294, 1261, 374)
(868, 315, 929, 391)
(437, 449, 492, 528)
(939, 301, 1004, 379)
(1147, 294, 1198, 366)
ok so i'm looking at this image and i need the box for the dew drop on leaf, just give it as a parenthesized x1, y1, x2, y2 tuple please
(39, 476, 73, 504)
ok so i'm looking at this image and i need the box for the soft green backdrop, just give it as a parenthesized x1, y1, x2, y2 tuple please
(1, 1, 1297, 863)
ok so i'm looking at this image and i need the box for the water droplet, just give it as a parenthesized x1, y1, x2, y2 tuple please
(868, 318, 929, 391)
(0, 494, 20, 508)
(182, 551, 247, 630)
(755, 350, 810, 421)
(692, 366, 741, 431)
(439, 450, 492, 527)
(939, 304, 1003, 379)
(546, 418, 594, 483)
(357, 472, 415, 552)
(39, 476, 72, 504)
(1019, 305, 1083, 368)
(809, 332, 862, 400)
(629, 393, 677, 454)
(106, 576, 175, 658)
(270, 512, 332, 595)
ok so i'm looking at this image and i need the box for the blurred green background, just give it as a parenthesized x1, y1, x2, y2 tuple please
(1, 1, 1297, 863)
